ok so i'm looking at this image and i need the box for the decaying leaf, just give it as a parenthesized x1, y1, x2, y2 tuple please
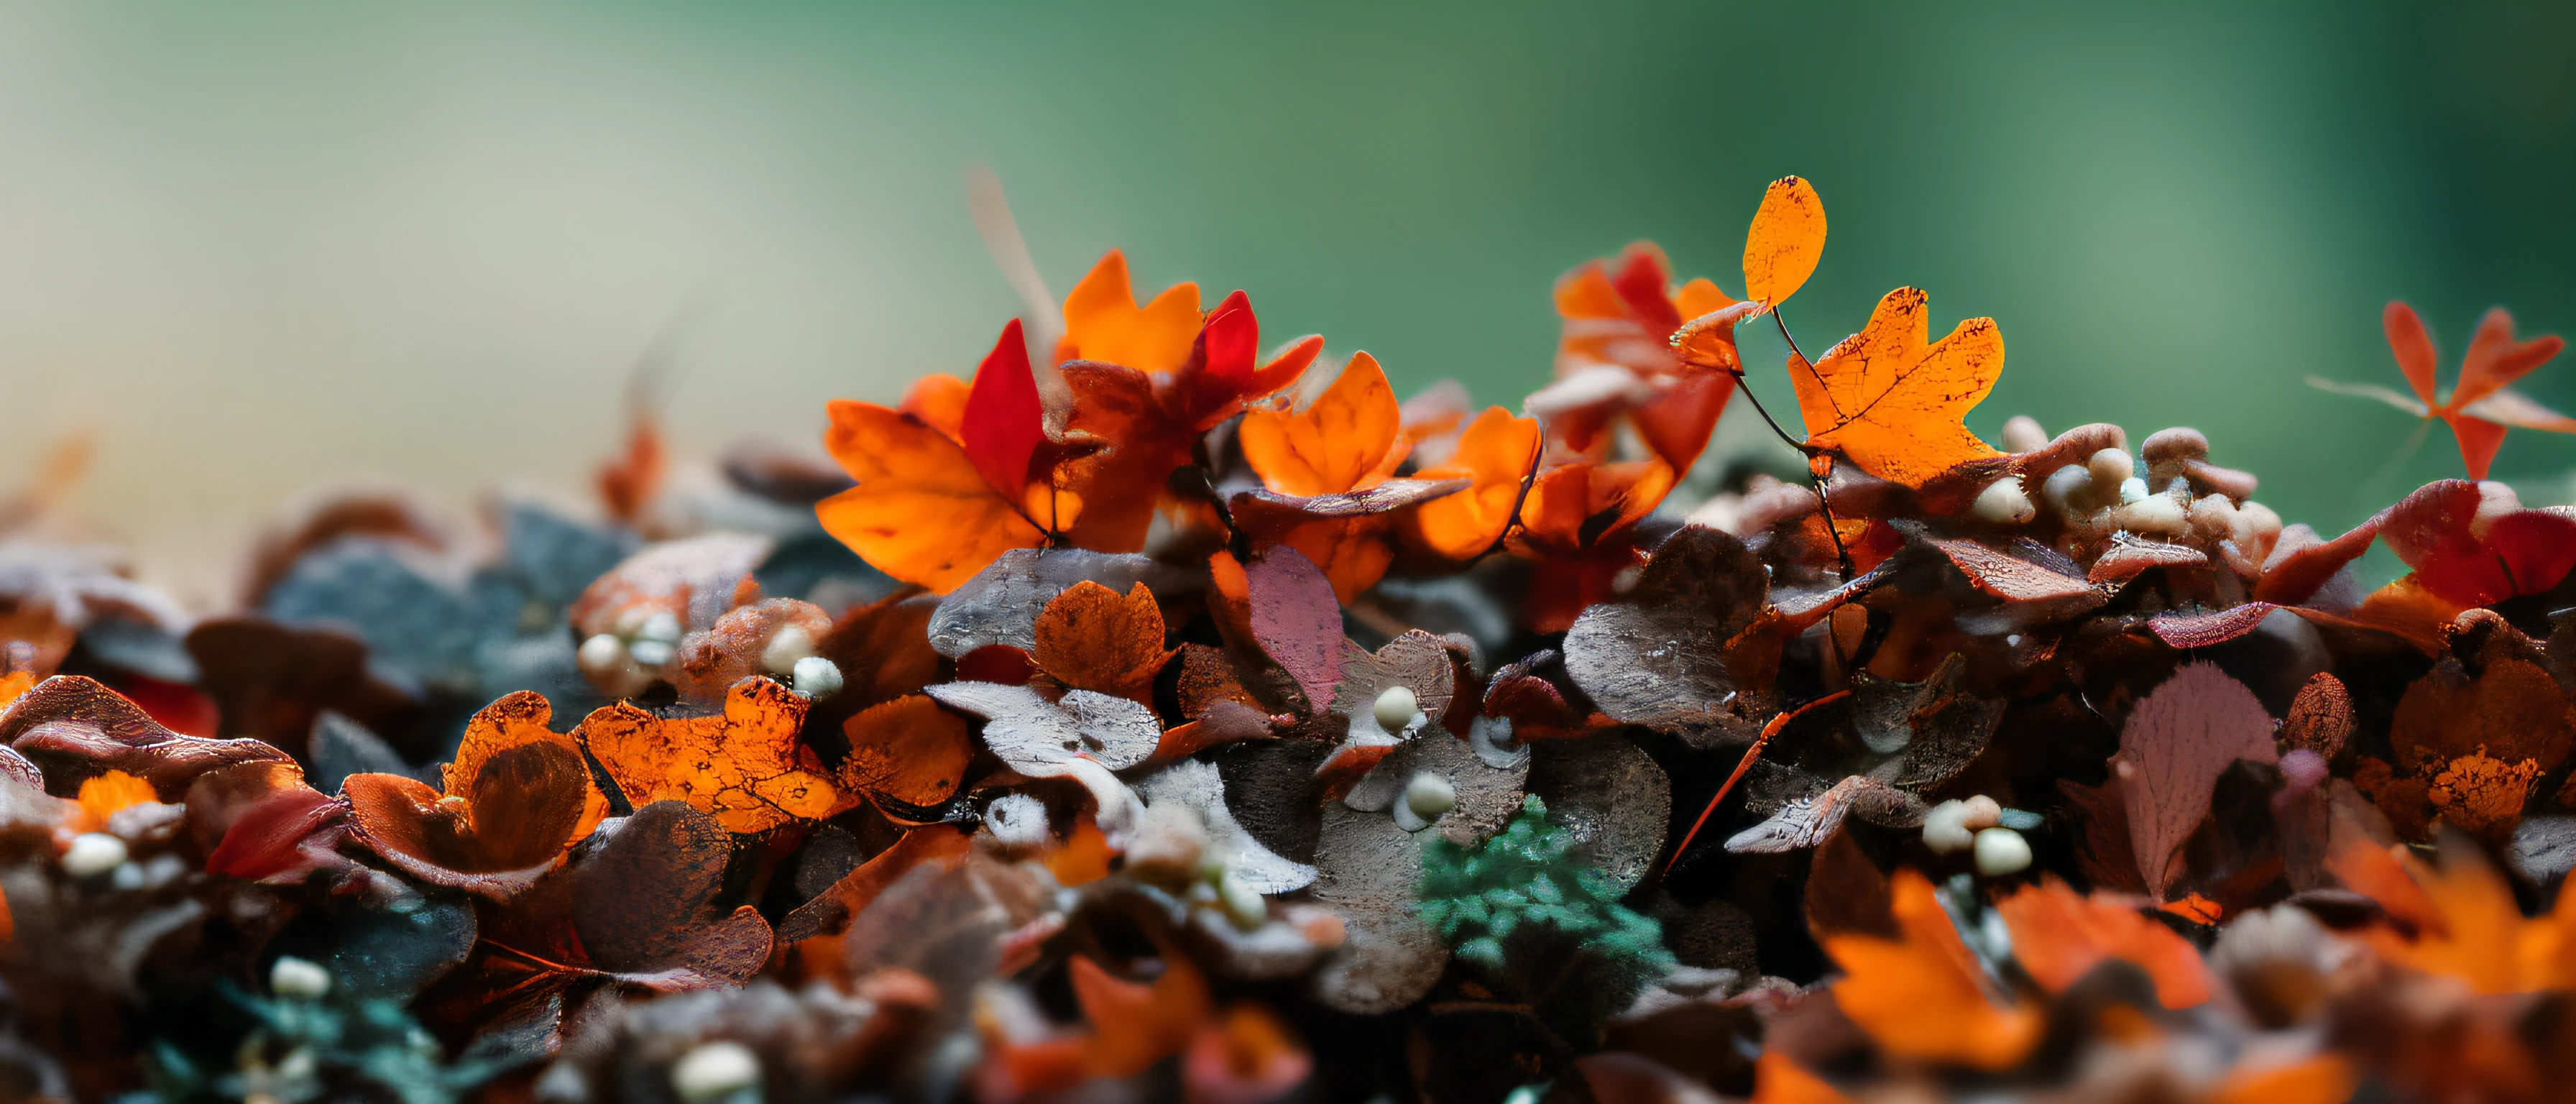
(1564, 526, 1767, 729)
(580, 677, 840, 834)
(1526, 734, 1670, 893)
(837, 694, 974, 813)
(1725, 774, 1925, 854)
(1032, 581, 1174, 704)
(0, 674, 290, 799)
(345, 691, 608, 898)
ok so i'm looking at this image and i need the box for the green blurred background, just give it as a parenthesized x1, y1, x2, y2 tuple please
(4, 1, 2571, 602)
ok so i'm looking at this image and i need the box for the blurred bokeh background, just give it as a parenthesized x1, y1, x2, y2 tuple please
(3, 1, 2571, 605)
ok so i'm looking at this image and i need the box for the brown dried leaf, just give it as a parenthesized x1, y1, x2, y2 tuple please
(1032, 581, 1174, 704)
(1526, 734, 1670, 893)
(1563, 526, 1767, 728)
(2281, 673, 2354, 760)
(836, 694, 972, 811)
(0, 674, 290, 799)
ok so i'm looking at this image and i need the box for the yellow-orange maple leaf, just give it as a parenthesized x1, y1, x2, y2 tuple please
(1790, 287, 2005, 488)
(579, 677, 840, 834)
(1056, 250, 1204, 373)
(1033, 581, 1174, 704)
(1995, 878, 2212, 1008)
(1240, 353, 1407, 497)
(1404, 408, 1542, 561)
(1823, 868, 2041, 1070)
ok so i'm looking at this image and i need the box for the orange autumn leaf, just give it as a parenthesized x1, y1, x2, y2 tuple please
(1057, 290, 1323, 551)
(73, 769, 157, 833)
(1057, 249, 1205, 373)
(0, 671, 32, 713)
(1995, 878, 2213, 1008)
(2340, 837, 2576, 995)
(1790, 287, 2005, 488)
(1823, 868, 2041, 1070)
(343, 691, 605, 897)
(819, 362, 1052, 594)
(1540, 244, 1740, 474)
(1240, 352, 1407, 497)
(1512, 459, 1675, 557)
(1182, 1003, 1311, 1104)
(2197, 1056, 2358, 1104)
(1743, 175, 1827, 307)
(900, 372, 973, 443)
(1404, 407, 1542, 561)
(1033, 581, 1174, 704)
(1070, 952, 1214, 1077)
(2312, 303, 2568, 479)
(579, 676, 840, 834)
(837, 694, 972, 811)
(1046, 814, 1116, 887)
(1749, 1051, 1854, 1104)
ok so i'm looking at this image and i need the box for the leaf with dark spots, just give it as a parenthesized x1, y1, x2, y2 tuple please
(2281, 673, 2354, 760)
(1, 674, 290, 800)
(2149, 603, 2281, 649)
(579, 677, 841, 834)
(1563, 526, 1767, 729)
(2388, 615, 2574, 780)
(1246, 547, 1346, 716)
(926, 548, 1197, 659)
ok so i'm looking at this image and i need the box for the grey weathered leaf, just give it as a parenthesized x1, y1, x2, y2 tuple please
(926, 548, 1194, 658)
(1724, 774, 1925, 854)
(1527, 734, 1670, 893)
(1137, 760, 1316, 894)
(1563, 526, 1767, 728)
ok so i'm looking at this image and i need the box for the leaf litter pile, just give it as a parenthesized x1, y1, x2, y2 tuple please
(6, 178, 2576, 1104)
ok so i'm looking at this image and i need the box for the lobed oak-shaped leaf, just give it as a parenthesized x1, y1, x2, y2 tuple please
(579, 677, 840, 834)
(1790, 288, 2005, 489)
(345, 691, 608, 898)
(1823, 869, 2041, 1070)
(1033, 581, 1175, 704)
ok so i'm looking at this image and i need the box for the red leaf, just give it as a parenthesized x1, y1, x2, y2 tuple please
(962, 318, 1048, 505)
(1245, 548, 1345, 716)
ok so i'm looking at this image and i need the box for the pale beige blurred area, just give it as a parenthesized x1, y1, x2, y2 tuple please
(0, 6, 1010, 607)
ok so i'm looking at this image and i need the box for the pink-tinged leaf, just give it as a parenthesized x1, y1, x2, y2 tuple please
(1924, 536, 2099, 605)
(2089, 540, 2207, 584)
(2148, 603, 2279, 649)
(2486, 510, 2576, 599)
(1246, 547, 1346, 715)
(962, 318, 1047, 505)
(2114, 664, 2278, 899)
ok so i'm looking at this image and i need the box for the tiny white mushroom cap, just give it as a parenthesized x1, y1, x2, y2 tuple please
(1972, 477, 2037, 525)
(1404, 771, 1458, 819)
(1974, 827, 2033, 876)
(1217, 871, 1269, 932)
(670, 1040, 761, 1104)
(270, 956, 333, 1000)
(60, 832, 127, 878)
(2000, 415, 2049, 454)
(627, 638, 677, 668)
(638, 610, 685, 644)
(1374, 686, 1423, 735)
(790, 656, 843, 700)
(576, 633, 628, 676)
(1923, 801, 1977, 855)
(2088, 447, 2135, 491)
(760, 625, 817, 676)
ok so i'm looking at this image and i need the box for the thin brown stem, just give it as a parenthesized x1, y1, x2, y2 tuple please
(1724, 369, 1853, 581)
(1658, 689, 1852, 882)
